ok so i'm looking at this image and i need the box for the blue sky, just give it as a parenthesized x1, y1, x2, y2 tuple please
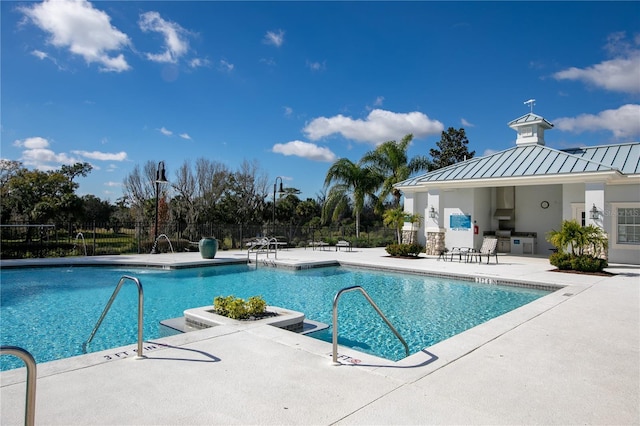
(2, 1, 639, 202)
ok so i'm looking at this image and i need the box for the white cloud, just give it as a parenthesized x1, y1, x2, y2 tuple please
(179, 133, 191, 140)
(219, 59, 234, 72)
(553, 33, 640, 94)
(272, 140, 337, 162)
(13, 136, 50, 149)
(260, 57, 276, 67)
(283, 106, 293, 117)
(461, 118, 474, 127)
(31, 50, 48, 60)
(303, 109, 444, 145)
(20, 0, 131, 72)
(554, 104, 640, 139)
(139, 11, 189, 63)
(189, 58, 210, 68)
(306, 60, 325, 71)
(373, 96, 384, 107)
(104, 181, 121, 187)
(159, 127, 173, 136)
(71, 150, 128, 161)
(263, 29, 284, 47)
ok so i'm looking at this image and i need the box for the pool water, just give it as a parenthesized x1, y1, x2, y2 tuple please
(0, 265, 549, 370)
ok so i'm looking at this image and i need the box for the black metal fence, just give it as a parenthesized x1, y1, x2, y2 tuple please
(0, 222, 396, 259)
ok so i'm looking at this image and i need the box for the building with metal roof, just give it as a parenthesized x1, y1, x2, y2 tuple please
(395, 112, 640, 264)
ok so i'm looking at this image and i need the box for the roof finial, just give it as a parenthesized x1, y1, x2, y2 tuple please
(524, 99, 535, 113)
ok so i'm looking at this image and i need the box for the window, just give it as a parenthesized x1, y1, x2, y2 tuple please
(617, 208, 640, 244)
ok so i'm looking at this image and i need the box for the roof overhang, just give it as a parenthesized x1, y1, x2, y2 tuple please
(395, 170, 628, 192)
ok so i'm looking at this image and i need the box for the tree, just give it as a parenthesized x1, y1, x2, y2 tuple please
(1, 163, 91, 240)
(323, 158, 382, 237)
(361, 134, 429, 208)
(194, 158, 230, 222)
(547, 220, 608, 257)
(218, 160, 268, 224)
(80, 194, 115, 223)
(427, 127, 475, 171)
(383, 207, 407, 244)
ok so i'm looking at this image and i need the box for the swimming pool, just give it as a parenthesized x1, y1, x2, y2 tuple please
(0, 265, 549, 370)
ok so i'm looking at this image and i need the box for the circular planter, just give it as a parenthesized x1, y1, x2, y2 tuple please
(199, 237, 218, 259)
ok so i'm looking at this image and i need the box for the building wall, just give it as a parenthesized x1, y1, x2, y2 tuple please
(473, 187, 491, 249)
(606, 184, 640, 264)
(515, 185, 562, 254)
(443, 188, 475, 249)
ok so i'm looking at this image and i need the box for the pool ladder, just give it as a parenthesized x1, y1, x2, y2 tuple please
(82, 275, 145, 359)
(332, 286, 409, 364)
(0, 346, 37, 426)
(247, 237, 279, 265)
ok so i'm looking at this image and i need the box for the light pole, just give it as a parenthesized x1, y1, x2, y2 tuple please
(151, 161, 168, 254)
(272, 176, 284, 236)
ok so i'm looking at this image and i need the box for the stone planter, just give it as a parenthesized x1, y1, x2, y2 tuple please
(198, 237, 218, 259)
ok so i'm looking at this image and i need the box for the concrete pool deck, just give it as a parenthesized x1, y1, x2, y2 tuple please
(1, 248, 638, 425)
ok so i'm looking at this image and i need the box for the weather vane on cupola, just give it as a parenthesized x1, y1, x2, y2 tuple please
(523, 99, 536, 113)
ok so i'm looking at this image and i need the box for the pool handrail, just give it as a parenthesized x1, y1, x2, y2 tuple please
(332, 285, 410, 364)
(247, 237, 280, 263)
(83, 275, 145, 358)
(0, 345, 37, 426)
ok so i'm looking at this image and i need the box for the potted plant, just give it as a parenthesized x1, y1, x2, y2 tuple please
(199, 236, 218, 259)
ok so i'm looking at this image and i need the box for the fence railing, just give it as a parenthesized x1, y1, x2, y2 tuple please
(0, 222, 396, 259)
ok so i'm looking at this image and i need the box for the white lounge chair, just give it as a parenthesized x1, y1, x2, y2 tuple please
(468, 237, 499, 264)
(335, 240, 352, 251)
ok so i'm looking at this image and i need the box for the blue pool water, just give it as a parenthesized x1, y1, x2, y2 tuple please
(0, 265, 549, 370)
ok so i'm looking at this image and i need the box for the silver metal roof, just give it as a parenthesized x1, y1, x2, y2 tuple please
(562, 143, 640, 175)
(396, 142, 640, 188)
(507, 113, 554, 128)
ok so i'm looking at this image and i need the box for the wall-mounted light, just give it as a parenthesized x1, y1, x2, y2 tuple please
(590, 204, 599, 220)
(429, 206, 436, 218)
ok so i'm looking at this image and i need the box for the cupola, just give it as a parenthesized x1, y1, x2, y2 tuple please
(508, 100, 554, 146)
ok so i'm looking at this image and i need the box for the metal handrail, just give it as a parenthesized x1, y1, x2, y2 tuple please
(1, 346, 37, 426)
(332, 285, 409, 364)
(82, 275, 145, 358)
(247, 237, 279, 263)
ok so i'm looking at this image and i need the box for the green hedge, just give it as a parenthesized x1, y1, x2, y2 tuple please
(549, 252, 608, 272)
(385, 243, 425, 257)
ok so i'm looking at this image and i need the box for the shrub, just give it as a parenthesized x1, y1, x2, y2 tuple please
(213, 295, 267, 319)
(549, 252, 607, 273)
(549, 252, 572, 270)
(570, 255, 608, 273)
(385, 243, 425, 257)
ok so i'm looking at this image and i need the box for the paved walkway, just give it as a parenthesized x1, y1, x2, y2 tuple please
(1, 248, 639, 425)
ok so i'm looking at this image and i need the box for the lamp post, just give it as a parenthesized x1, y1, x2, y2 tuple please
(151, 161, 169, 254)
(272, 176, 284, 235)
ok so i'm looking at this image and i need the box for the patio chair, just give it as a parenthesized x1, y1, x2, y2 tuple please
(468, 237, 499, 264)
(335, 240, 352, 252)
(449, 247, 472, 262)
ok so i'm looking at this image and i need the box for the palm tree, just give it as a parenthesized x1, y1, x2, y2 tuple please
(361, 134, 429, 208)
(323, 158, 382, 237)
(383, 207, 406, 244)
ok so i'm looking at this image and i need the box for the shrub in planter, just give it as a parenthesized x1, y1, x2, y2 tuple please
(386, 243, 425, 257)
(213, 295, 267, 319)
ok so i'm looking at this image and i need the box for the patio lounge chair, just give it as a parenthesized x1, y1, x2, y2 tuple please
(308, 240, 330, 251)
(335, 240, 352, 251)
(449, 247, 472, 262)
(468, 237, 499, 264)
